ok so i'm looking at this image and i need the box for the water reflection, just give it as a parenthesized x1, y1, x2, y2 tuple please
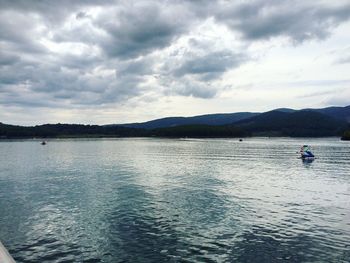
(227, 225, 317, 263)
(103, 182, 185, 262)
(0, 138, 349, 262)
(301, 158, 314, 167)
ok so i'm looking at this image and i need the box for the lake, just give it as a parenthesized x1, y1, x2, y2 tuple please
(0, 138, 349, 262)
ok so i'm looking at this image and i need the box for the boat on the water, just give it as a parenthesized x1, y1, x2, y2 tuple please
(300, 145, 315, 159)
(41, 141, 46, 145)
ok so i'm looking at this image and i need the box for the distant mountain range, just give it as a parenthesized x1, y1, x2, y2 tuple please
(116, 112, 259, 129)
(116, 105, 350, 129)
(1, 105, 349, 139)
(235, 110, 347, 137)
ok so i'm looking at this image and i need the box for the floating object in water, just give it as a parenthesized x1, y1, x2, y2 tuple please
(239, 139, 243, 142)
(300, 145, 314, 159)
(0, 240, 16, 263)
(41, 141, 46, 145)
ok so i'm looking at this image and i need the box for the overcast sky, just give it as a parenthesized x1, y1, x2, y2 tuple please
(1, 0, 350, 125)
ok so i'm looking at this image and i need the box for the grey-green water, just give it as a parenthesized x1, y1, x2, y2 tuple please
(0, 138, 349, 262)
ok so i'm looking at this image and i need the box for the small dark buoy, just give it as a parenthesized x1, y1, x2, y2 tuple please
(41, 141, 46, 145)
(239, 139, 243, 142)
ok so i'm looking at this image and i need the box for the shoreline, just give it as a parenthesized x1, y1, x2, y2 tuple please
(0, 135, 344, 140)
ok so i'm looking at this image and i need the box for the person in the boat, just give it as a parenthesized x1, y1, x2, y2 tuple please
(300, 145, 314, 158)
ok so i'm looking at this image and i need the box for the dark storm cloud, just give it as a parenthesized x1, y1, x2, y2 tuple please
(0, 53, 20, 66)
(76, 11, 89, 20)
(97, 2, 192, 59)
(216, 0, 350, 42)
(0, 11, 47, 54)
(159, 52, 234, 99)
(173, 51, 246, 80)
(0, 0, 350, 110)
(117, 58, 154, 76)
(0, 0, 114, 25)
(57, 53, 103, 71)
(170, 82, 217, 99)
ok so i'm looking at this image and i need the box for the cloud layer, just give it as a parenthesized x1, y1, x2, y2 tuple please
(1, 0, 350, 124)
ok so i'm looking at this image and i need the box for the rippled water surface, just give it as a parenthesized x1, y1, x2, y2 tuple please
(0, 138, 349, 262)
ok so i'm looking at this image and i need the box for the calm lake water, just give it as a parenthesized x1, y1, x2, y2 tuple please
(0, 138, 349, 263)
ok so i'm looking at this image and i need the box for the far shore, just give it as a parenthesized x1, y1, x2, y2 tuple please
(0, 135, 346, 140)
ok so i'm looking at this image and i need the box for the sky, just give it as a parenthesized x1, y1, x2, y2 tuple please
(0, 0, 350, 125)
